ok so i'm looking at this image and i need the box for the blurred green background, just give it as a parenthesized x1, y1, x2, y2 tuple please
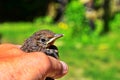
(0, 0, 120, 80)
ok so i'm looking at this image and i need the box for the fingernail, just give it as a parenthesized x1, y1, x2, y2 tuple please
(60, 61, 68, 74)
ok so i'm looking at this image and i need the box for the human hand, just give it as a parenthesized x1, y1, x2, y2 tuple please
(0, 44, 68, 80)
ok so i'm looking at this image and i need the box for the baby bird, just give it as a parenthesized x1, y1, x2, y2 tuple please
(20, 29, 63, 80)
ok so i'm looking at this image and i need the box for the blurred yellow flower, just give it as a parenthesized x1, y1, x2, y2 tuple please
(58, 22, 68, 30)
(98, 44, 109, 50)
(80, 0, 90, 4)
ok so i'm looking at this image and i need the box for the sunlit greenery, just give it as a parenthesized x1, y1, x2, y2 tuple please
(0, 0, 120, 80)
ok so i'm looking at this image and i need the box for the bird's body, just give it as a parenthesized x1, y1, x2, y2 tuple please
(20, 29, 63, 80)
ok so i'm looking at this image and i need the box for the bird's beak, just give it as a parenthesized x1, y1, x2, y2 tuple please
(47, 34, 63, 44)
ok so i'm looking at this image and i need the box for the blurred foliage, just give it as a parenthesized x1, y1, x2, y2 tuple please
(0, 0, 120, 80)
(94, 0, 104, 9)
(64, 0, 90, 37)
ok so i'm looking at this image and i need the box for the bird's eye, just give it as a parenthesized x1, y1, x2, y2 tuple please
(41, 38, 46, 42)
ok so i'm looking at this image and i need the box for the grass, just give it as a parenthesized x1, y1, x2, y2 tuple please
(0, 21, 120, 80)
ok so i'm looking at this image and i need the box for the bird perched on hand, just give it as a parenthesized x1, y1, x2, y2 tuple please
(20, 29, 63, 80)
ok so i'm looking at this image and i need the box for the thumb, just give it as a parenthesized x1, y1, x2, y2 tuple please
(47, 56, 68, 79)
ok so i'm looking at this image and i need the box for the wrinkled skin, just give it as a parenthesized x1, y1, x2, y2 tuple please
(0, 44, 68, 80)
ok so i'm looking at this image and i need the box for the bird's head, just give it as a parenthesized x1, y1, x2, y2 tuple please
(33, 30, 63, 48)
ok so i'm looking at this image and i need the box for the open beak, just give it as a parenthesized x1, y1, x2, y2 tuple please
(47, 34, 63, 44)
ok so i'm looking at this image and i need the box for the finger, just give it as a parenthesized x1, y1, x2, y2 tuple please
(0, 44, 17, 51)
(57, 61, 68, 78)
(16, 45, 21, 48)
(0, 52, 50, 80)
(0, 44, 24, 57)
(47, 56, 68, 79)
